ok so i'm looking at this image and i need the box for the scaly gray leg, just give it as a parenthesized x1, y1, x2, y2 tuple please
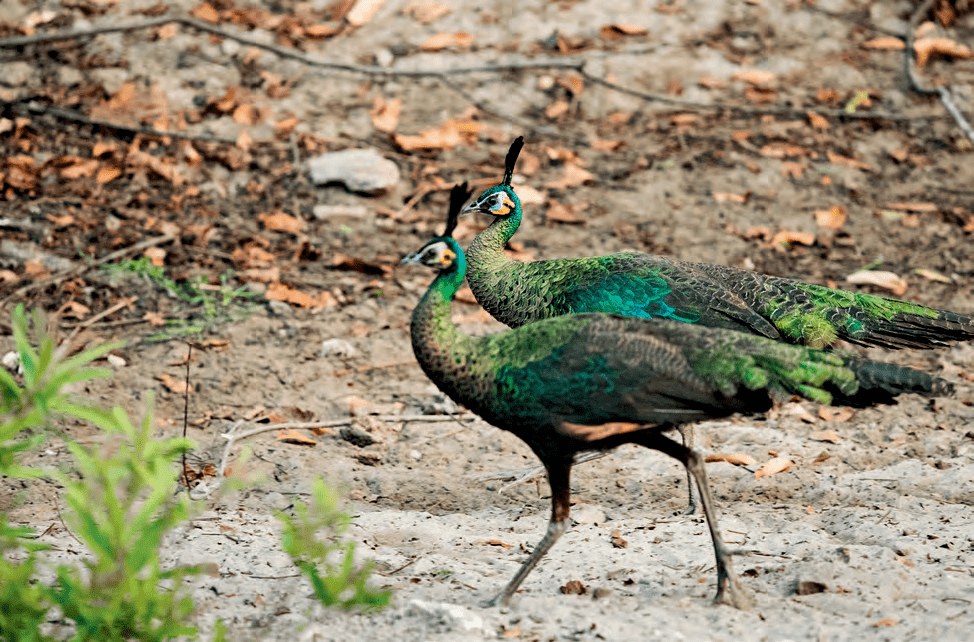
(675, 425, 699, 515)
(481, 458, 571, 607)
(636, 431, 752, 609)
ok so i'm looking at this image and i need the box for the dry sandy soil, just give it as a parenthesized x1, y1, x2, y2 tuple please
(2, 0, 974, 640)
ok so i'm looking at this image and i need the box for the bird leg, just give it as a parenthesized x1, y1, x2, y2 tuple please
(674, 425, 699, 515)
(481, 458, 572, 607)
(636, 431, 752, 610)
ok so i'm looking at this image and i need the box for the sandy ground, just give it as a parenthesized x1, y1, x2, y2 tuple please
(2, 0, 974, 639)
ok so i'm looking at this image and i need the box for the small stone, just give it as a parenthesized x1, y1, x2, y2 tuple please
(0, 62, 34, 87)
(2, 351, 20, 371)
(308, 148, 400, 194)
(571, 504, 607, 525)
(375, 48, 394, 67)
(406, 599, 483, 633)
(320, 338, 358, 358)
(312, 204, 370, 220)
(340, 425, 376, 448)
(107, 354, 126, 368)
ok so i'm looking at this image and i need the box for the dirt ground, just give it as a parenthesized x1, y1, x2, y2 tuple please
(2, 0, 974, 640)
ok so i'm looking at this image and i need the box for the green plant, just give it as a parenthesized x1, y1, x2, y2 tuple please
(278, 478, 391, 612)
(0, 305, 205, 640)
(101, 258, 258, 341)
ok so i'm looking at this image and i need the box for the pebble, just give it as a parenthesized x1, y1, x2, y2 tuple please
(320, 338, 358, 358)
(308, 148, 400, 194)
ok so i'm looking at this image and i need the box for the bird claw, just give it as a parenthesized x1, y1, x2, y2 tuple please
(713, 578, 753, 610)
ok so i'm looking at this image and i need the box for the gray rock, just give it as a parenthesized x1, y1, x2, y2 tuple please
(308, 148, 400, 194)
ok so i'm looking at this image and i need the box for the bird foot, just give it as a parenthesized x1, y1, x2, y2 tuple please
(478, 592, 509, 609)
(681, 499, 698, 516)
(713, 578, 753, 610)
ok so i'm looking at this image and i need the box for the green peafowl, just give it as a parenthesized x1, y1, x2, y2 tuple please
(463, 137, 974, 348)
(461, 137, 974, 512)
(403, 183, 955, 609)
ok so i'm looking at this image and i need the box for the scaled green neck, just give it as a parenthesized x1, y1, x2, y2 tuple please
(466, 210, 521, 273)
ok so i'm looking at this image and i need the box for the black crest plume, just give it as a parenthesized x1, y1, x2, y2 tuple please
(443, 182, 473, 238)
(502, 136, 524, 186)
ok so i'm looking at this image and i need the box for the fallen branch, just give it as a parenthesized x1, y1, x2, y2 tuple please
(64, 295, 139, 344)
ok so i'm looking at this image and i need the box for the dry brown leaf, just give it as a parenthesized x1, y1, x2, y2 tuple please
(556, 75, 584, 96)
(156, 373, 189, 394)
(862, 36, 905, 50)
(61, 159, 100, 179)
(419, 31, 473, 51)
(885, 201, 938, 212)
(755, 457, 793, 479)
(610, 529, 628, 548)
(845, 270, 907, 296)
(0, 270, 19, 283)
(60, 301, 90, 319)
(670, 113, 697, 129)
(545, 99, 570, 120)
(545, 202, 584, 224)
(274, 117, 299, 138)
(781, 161, 805, 178)
(370, 96, 403, 133)
(560, 580, 587, 595)
(827, 151, 872, 171)
(760, 143, 809, 158)
(393, 119, 479, 151)
(744, 86, 777, 103)
(478, 539, 513, 549)
(265, 283, 335, 309)
(599, 23, 648, 39)
(704, 452, 757, 467)
(144, 247, 166, 267)
(92, 141, 117, 157)
(143, 311, 165, 327)
(258, 211, 306, 234)
(815, 206, 846, 230)
(807, 111, 829, 129)
(591, 138, 624, 152)
(810, 429, 841, 444)
(914, 37, 973, 67)
(771, 230, 816, 247)
(546, 163, 593, 189)
(713, 192, 751, 204)
(96, 165, 123, 184)
(232, 103, 257, 125)
(732, 69, 776, 85)
(236, 130, 252, 152)
(818, 406, 853, 422)
(47, 214, 74, 227)
(305, 24, 341, 38)
(191, 3, 220, 23)
(277, 429, 317, 446)
(404, 0, 451, 24)
(698, 75, 729, 89)
(872, 619, 898, 628)
(914, 268, 951, 283)
(346, 0, 385, 26)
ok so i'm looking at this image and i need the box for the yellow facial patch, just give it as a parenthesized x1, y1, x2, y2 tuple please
(489, 193, 515, 216)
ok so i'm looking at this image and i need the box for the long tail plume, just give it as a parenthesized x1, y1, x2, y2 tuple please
(443, 182, 474, 238)
(502, 136, 524, 186)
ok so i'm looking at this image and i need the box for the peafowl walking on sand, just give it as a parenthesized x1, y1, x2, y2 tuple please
(460, 137, 974, 511)
(403, 183, 955, 609)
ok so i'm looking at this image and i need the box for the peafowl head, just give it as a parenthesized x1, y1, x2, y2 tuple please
(462, 136, 524, 220)
(402, 238, 461, 271)
(401, 182, 472, 271)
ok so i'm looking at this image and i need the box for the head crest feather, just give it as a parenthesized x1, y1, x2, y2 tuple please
(443, 182, 474, 238)
(502, 136, 524, 186)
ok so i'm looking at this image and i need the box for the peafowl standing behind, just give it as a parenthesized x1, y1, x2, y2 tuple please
(403, 184, 955, 609)
(463, 138, 974, 350)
